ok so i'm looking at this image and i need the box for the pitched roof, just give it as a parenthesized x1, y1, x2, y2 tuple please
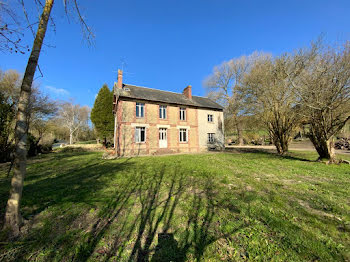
(117, 84, 224, 110)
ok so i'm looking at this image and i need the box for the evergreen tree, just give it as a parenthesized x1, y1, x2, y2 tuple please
(91, 84, 114, 145)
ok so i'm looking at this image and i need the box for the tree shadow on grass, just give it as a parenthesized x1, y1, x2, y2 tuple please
(0, 152, 135, 260)
(71, 164, 244, 262)
(0, 153, 101, 229)
(21, 155, 134, 218)
(225, 147, 312, 162)
(73, 168, 140, 261)
(2, 151, 343, 261)
(122, 169, 245, 262)
(75, 165, 191, 262)
(0, 152, 233, 262)
(127, 166, 187, 262)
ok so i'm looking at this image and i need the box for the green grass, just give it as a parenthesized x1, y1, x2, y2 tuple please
(74, 140, 97, 145)
(0, 149, 349, 261)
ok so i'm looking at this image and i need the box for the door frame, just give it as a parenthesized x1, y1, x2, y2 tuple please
(159, 128, 168, 148)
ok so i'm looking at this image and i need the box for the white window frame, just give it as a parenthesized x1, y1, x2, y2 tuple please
(159, 105, 167, 119)
(159, 128, 167, 140)
(208, 114, 213, 122)
(135, 127, 146, 143)
(180, 107, 186, 121)
(136, 103, 145, 118)
(179, 128, 188, 143)
(208, 133, 215, 143)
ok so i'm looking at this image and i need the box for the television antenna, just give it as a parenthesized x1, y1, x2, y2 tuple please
(112, 57, 135, 82)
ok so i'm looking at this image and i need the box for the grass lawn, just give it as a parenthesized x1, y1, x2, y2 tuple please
(0, 149, 349, 261)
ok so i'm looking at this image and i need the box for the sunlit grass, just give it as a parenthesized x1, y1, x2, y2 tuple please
(0, 149, 349, 261)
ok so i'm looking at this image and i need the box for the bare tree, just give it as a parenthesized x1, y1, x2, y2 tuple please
(0, 1, 28, 53)
(0, 70, 21, 162)
(0, 70, 21, 150)
(4, 0, 53, 237)
(205, 53, 264, 145)
(293, 42, 350, 163)
(1, 70, 57, 135)
(243, 53, 308, 155)
(0, 69, 21, 104)
(26, 86, 57, 132)
(3, 1, 54, 237)
(59, 102, 90, 145)
(27, 87, 57, 149)
(0, 70, 56, 164)
(3, 0, 93, 237)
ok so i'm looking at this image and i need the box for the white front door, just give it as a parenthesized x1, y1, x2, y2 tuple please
(159, 128, 167, 148)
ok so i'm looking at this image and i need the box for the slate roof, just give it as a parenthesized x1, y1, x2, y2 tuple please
(117, 84, 224, 110)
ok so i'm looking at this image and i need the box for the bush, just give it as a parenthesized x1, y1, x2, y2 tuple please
(0, 144, 14, 163)
(243, 133, 260, 145)
(40, 143, 53, 153)
(27, 133, 53, 157)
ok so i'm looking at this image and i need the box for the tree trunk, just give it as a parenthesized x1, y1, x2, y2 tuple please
(309, 135, 336, 163)
(271, 131, 289, 155)
(69, 131, 73, 145)
(236, 122, 244, 146)
(276, 142, 289, 155)
(3, 0, 54, 237)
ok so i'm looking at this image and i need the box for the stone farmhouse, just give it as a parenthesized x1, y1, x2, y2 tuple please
(113, 70, 224, 156)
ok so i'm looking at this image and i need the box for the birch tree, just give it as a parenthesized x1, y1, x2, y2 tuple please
(3, 0, 93, 237)
(59, 102, 90, 145)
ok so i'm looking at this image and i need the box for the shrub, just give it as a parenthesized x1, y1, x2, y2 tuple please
(27, 133, 53, 157)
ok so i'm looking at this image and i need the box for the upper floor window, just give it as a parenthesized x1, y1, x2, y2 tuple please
(208, 133, 215, 143)
(208, 114, 213, 122)
(159, 105, 167, 119)
(135, 127, 146, 143)
(136, 103, 145, 118)
(179, 128, 188, 142)
(180, 108, 186, 121)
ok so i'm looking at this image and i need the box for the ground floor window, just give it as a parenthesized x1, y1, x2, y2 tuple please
(179, 128, 188, 142)
(159, 128, 167, 140)
(208, 133, 215, 143)
(135, 127, 146, 143)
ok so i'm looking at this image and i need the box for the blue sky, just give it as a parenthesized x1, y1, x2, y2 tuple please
(1, 0, 350, 107)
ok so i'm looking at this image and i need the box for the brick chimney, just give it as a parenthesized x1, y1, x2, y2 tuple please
(183, 85, 192, 99)
(117, 69, 123, 89)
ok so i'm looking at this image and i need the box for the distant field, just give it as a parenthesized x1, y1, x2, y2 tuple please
(0, 150, 349, 261)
